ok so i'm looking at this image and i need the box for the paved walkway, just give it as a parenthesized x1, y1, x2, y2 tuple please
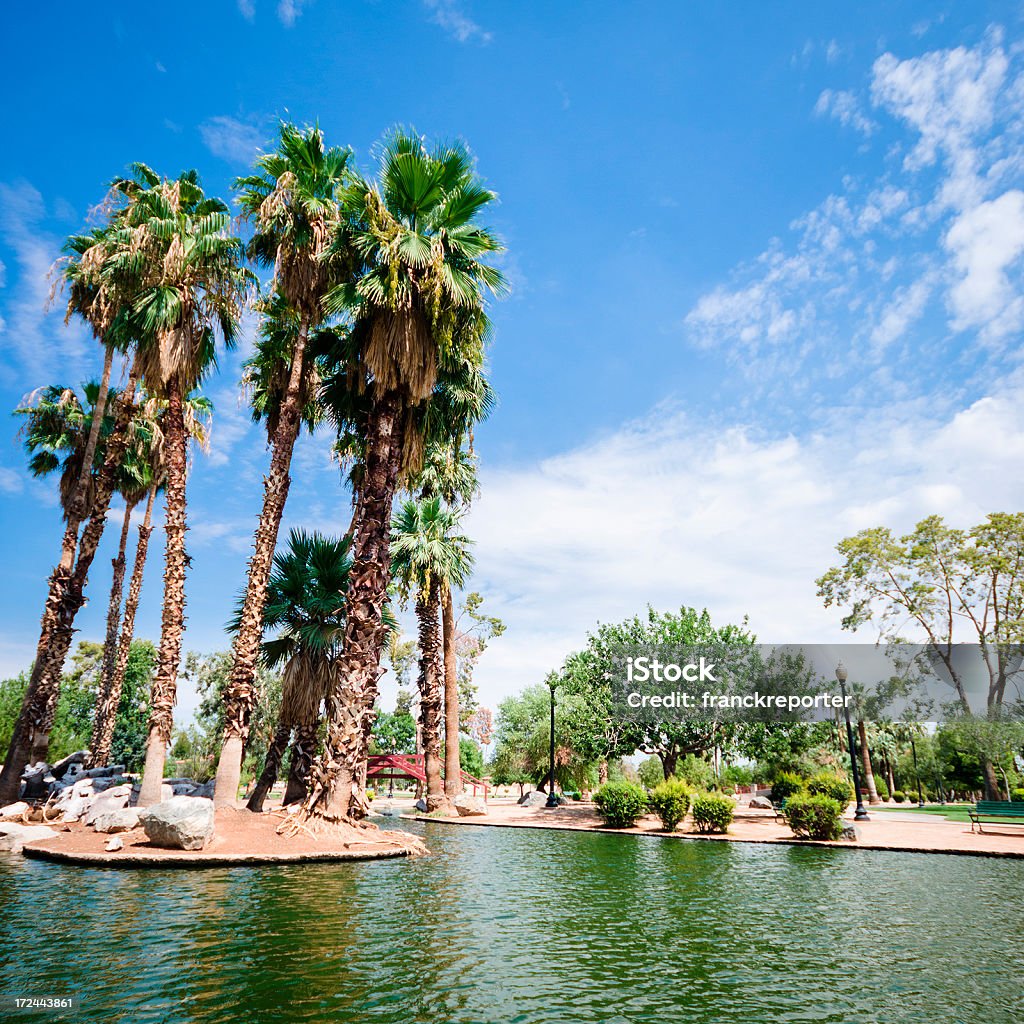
(407, 799, 1024, 859)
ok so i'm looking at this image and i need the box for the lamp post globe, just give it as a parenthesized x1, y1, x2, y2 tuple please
(836, 663, 869, 822)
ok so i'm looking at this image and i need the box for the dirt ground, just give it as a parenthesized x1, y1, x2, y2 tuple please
(22, 807, 425, 867)
(409, 797, 1024, 859)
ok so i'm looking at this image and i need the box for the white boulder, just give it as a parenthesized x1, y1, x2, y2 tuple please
(0, 822, 57, 853)
(138, 796, 214, 851)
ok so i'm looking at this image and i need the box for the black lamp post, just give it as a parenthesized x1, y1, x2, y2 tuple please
(836, 663, 869, 821)
(545, 678, 560, 808)
(910, 736, 925, 808)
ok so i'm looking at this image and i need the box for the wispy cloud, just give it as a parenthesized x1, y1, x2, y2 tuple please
(277, 0, 309, 27)
(686, 30, 1024, 409)
(237, 0, 255, 20)
(423, 0, 492, 44)
(198, 115, 268, 165)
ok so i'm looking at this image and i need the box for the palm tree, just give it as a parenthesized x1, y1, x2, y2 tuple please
(90, 393, 212, 766)
(304, 130, 503, 823)
(242, 530, 352, 812)
(390, 497, 474, 813)
(104, 165, 249, 806)
(0, 198, 158, 801)
(215, 124, 354, 807)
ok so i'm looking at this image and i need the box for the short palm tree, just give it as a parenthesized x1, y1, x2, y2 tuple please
(390, 497, 474, 813)
(242, 530, 352, 812)
(305, 130, 502, 823)
(105, 164, 249, 805)
(215, 124, 354, 807)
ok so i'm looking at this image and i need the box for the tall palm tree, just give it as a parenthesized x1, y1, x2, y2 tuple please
(0, 197, 149, 802)
(390, 497, 474, 813)
(303, 130, 503, 824)
(415, 366, 493, 800)
(90, 393, 212, 766)
(215, 125, 354, 807)
(242, 530, 352, 812)
(104, 165, 249, 805)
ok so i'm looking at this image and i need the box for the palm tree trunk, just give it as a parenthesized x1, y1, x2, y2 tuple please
(92, 483, 157, 768)
(0, 367, 133, 802)
(86, 499, 136, 766)
(91, 487, 152, 770)
(857, 720, 880, 804)
(138, 381, 189, 807)
(441, 590, 462, 799)
(215, 319, 310, 808)
(283, 721, 318, 806)
(417, 587, 448, 812)
(302, 390, 405, 823)
(246, 720, 292, 812)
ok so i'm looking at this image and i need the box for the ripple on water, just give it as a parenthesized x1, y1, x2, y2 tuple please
(0, 822, 1022, 1024)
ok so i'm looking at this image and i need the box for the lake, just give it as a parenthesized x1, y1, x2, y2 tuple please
(1, 820, 1021, 1023)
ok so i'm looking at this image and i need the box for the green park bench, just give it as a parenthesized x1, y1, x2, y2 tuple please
(967, 801, 1024, 834)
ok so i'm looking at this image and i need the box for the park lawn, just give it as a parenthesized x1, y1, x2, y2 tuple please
(875, 804, 1024, 824)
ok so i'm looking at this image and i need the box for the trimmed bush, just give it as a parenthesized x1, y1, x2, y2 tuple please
(806, 772, 854, 806)
(892, 790, 906, 803)
(648, 779, 692, 831)
(872, 776, 889, 801)
(1012, 788, 1024, 802)
(770, 771, 805, 803)
(691, 793, 734, 833)
(593, 781, 649, 828)
(786, 794, 844, 840)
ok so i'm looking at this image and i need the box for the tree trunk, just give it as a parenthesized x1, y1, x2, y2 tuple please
(416, 587, 449, 813)
(283, 721, 318, 806)
(982, 758, 1001, 802)
(215, 319, 309, 809)
(246, 720, 291, 813)
(857, 720, 880, 804)
(885, 759, 896, 801)
(86, 499, 136, 767)
(659, 750, 678, 781)
(91, 483, 157, 768)
(0, 366, 132, 802)
(442, 589, 462, 798)
(598, 761, 609, 785)
(138, 381, 189, 807)
(301, 390, 405, 823)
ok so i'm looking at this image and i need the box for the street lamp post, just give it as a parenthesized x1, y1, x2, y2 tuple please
(836, 663, 869, 821)
(910, 737, 925, 808)
(545, 679, 560, 808)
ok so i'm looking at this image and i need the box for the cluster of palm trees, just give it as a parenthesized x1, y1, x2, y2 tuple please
(0, 121, 504, 827)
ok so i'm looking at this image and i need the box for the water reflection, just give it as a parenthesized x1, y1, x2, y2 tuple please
(0, 822, 1022, 1024)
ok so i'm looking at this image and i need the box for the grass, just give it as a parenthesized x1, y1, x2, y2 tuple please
(875, 803, 1024, 825)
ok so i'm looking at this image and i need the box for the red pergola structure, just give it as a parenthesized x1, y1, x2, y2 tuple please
(366, 753, 489, 798)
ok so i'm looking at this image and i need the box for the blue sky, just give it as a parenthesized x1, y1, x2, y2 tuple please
(2, 2, 1024, 720)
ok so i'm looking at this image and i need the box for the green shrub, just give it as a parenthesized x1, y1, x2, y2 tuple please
(770, 771, 805, 802)
(677, 754, 716, 791)
(1012, 788, 1024, 802)
(892, 790, 906, 803)
(593, 781, 649, 828)
(872, 776, 889, 800)
(721, 764, 754, 788)
(786, 793, 844, 840)
(691, 793, 734, 833)
(806, 772, 854, 805)
(648, 779, 692, 831)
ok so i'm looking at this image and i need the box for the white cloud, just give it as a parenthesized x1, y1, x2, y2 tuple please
(277, 0, 308, 27)
(464, 389, 1024, 707)
(944, 189, 1024, 337)
(0, 467, 23, 494)
(238, 0, 255, 19)
(423, 0, 491, 44)
(815, 88, 876, 136)
(198, 115, 267, 165)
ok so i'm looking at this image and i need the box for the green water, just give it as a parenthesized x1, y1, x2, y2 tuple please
(0, 820, 1021, 1024)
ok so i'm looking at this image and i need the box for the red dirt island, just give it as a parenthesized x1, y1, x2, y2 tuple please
(21, 808, 427, 868)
